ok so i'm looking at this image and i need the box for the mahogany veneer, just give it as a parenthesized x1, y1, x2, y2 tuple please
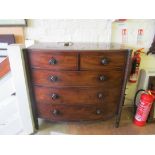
(23, 42, 132, 128)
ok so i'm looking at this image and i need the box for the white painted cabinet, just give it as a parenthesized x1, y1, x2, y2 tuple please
(0, 73, 23, 134)
(0, 45, 35, 134)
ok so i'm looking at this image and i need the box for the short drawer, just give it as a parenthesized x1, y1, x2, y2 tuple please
(31, 69, 123, 87)
(36, 103, 116, 121)
(33, 86, 120, 105)
(80, 51, 126, 70)
(28, 52, 78, 70)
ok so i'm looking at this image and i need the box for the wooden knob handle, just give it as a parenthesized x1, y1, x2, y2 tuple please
(101, 58, 109, 65)
(52, 109, 59, 116)
(50, 75, 58, 82)
(98, 93, 103, 99)
(99, 75, 107, 81)
(51, 93, 59, 100)
(96, 109, 101, 115)
(49, 57, 57, 65)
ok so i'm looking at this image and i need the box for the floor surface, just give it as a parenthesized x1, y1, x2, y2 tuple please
(35, 107, 155, 135)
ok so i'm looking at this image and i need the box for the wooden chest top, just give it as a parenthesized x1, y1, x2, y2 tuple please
(26, 42, 130, 52)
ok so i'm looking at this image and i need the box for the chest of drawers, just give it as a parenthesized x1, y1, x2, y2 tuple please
(23, 42, 131, 128)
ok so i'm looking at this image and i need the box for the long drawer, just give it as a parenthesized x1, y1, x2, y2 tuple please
(80, 51, 126, 70)
(31, 69, 123, 87)
(33, 86, 121, 105)
(36, 103, 116, 121)
(28, 52, 78, 70)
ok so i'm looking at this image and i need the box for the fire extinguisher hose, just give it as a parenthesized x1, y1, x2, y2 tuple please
(130, 59, 137, 74)
(133, 89, 145, 117)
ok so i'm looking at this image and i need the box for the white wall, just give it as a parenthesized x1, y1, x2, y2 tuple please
(25, 19, 112, 42)
(111, 19, 155, 49)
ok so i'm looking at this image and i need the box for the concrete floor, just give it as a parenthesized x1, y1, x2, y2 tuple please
(35, 107, 155, 135)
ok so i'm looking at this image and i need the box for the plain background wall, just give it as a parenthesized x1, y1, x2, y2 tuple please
(111, 19, 155, 48)
(25, 19, 155, 106)
(25, 19, 112, 42)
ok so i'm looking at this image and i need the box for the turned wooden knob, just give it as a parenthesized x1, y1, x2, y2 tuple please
(99, 75, 107, 81)
(101, 58, 109, 65)
(52, 109, 59, 116)
(50, 75, 58, 82)
(49, 57, 57, 65)
(51, 93, 59, 100)
(98, 93, 103, 99)
(96, 109, 101, 115)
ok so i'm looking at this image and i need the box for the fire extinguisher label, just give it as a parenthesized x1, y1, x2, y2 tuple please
(135, 100, 152, 121)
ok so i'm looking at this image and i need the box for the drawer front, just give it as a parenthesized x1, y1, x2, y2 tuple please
(31, 70, 123, 87)
(36, 103, 116, 121)
(28, 52, 78, 70)
(80, 52, 126, 70)
(33, 86, 121, 105)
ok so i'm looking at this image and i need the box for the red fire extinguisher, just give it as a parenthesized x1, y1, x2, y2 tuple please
(129, 48, 144, 83)
(134, 90, 155, 126)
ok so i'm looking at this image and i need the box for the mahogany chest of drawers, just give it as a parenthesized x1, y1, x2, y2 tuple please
(23, 42, 131, 128)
